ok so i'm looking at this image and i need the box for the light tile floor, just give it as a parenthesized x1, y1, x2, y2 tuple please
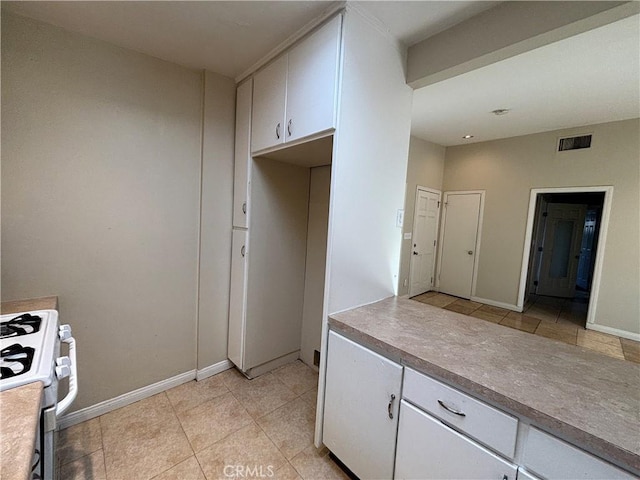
(56, 361, 350, 480)
(411, 291, 640, 363)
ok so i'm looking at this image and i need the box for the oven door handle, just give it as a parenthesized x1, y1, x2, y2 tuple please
(56, 335, 77, 417)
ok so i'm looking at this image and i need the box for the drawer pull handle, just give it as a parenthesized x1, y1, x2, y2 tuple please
(242, 202, 247, 214)
(388, 394, 396, 419)
(276, 123, 281, 139)
(437, 399, 466, 417)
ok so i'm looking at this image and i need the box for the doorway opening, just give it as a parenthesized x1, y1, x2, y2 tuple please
(518, 186, 613, 328)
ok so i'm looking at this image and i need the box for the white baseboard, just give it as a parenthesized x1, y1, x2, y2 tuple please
(587, 323, 640, 342)
(245, 351, 300, 379)
(196, 359, 234, 381)
(470, 296, 522, 313)
(57, 370, 196, 430)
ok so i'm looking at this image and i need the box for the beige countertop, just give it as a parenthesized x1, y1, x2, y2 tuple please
(0, 381, 43, 480)
(1, 296, 59, 315)
(329, 296, 640, 473)
(1, 296, 58, 480)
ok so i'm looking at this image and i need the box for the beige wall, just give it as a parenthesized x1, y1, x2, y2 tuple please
(197, 71, 236, 370)
(398, 136, 445, 296)
(444, 119, 640, 335)
(246, 158, 310, 370)
(300, 166, 331, 367)
(1, 13, 235, 410)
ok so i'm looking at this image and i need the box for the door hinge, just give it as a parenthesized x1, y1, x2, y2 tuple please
(430, 277, 433, 284)
(437, 201, 440, 208)
(433, 240, 436, 246)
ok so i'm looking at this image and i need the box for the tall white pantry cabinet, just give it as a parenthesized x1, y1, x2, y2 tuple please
(227, 4, 413, 441)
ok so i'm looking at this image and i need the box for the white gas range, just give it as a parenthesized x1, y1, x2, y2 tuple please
(0, 310, 78, 480)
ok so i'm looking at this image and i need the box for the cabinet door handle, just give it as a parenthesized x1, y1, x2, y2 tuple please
(388, 394, 396, 419)
(276, 123, 281, 139)
(241, 245, 246, 257)
(437, 399, 466, 417)
(287, 119, 292, 137)
(242, 202, 247, 214)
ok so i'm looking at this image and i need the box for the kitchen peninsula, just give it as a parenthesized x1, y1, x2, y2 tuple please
(324, 296, 640, 479)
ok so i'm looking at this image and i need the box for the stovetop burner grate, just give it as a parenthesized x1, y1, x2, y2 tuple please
(0, 343, 35, 379)
(0, 313, 42, 339)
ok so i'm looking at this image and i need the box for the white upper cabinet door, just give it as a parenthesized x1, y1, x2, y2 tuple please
(285, 15, 341, 144)
(233, 79, 252, 229)
(323, 331, 402, 480)
(251, 55, 287, 153)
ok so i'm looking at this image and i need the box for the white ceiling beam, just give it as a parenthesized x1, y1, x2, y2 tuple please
(407, 1, 640, 89)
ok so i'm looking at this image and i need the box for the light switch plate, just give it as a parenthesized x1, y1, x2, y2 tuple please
(404, 232, 412, 240)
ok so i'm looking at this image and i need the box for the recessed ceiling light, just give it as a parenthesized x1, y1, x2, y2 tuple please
(492, 109, 510, 116)
(463, 135, 474, 139)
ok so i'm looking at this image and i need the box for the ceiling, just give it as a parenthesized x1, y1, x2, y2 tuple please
(3, 1, 638, 148)
(1, 1, 334, 78)
(411, 13, 640, 146)
(353, 1, 500, 45)
(1, 1, 497, 78)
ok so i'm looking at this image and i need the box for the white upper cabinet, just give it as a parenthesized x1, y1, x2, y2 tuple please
(285, 15, 341, 144)
(251, 15, 341, 154)
(251, 55, 287, 153)
(233, 79, 253, 229)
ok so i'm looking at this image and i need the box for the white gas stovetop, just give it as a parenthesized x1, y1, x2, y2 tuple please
(0, 309, 60, 391)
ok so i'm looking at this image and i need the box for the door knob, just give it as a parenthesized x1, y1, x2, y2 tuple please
(467, 250, 473, 255)
(413, 251, 418, 255)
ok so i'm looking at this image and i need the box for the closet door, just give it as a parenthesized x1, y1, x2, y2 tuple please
(233, 79, 252, 229)
(285, 15, 341, 143)
(227, 229, 248, 369)
(251, 55, 287, 153)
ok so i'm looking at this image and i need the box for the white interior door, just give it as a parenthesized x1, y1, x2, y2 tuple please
(536, 203, 586, 298)
(438, 192, 482, 299)
(409, 188, 441, 296)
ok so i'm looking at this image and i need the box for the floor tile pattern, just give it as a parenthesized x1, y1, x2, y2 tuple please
(56, 361, 348, 480)
(412, 292, 638, 363)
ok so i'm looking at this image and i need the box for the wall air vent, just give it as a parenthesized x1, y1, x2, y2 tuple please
(558, 134, 592, 152)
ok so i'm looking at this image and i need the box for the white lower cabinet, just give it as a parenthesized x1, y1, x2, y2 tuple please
(395, 400, 518, 480)
(522, 427, 635, 480)
(322, 334, 637, 480)
(323, 331, 402, 480)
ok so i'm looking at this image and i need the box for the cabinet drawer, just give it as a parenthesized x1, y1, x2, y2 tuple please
(403, 368, 518, 459)
(395, 400, 518, 480)
(523, 427, 635, 479)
